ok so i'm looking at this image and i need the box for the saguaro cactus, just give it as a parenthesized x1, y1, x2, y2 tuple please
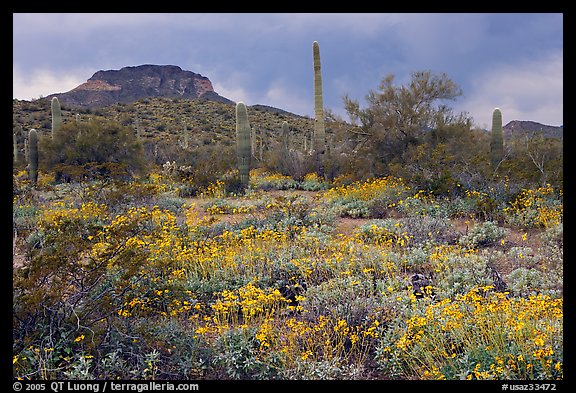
(281, 121, 290, 151)
(278, 121, 292, 175)
(51, 97, 62, 138)
(182, 126, 189, 149)
(24, 138, 29, 163)
(490, 108, 504, 169)
(236, 102, 251, 188)
(259, 128, 264, 161)
(28, 128, 39, 186)
(13, 128, 19, 163)
(313, 41, 325, 176)
(251, 128, 256, 158)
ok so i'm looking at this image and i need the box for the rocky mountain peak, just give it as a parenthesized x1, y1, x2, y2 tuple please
(47, 64, 233, 108)
(503, 120, 563, 139)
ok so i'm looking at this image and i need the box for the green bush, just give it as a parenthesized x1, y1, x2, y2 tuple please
(302, 275, 383, 327)
(458, 221, 507, 248)
(41, 118, 146, 179)
(213, 328, 281, 379)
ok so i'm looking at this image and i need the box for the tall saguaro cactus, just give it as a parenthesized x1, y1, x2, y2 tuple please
(28, 128, 39, 186)
(24, 139, 29, 163)
(51, 97, 62, 139)
(278, 121, 292, 175)
(259, 128, 264, 161)
(236, 102, 251, 188)
(182, 126, 189, 149)
(313, 41, 325, 177)
(490, 108, 504, 169)
(281, 121, 290, 151)
(13, 128, 19, 163)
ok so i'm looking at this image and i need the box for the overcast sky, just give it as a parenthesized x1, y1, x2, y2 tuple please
(13, 13, 563, 128)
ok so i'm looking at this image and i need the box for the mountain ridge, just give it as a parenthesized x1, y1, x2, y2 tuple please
(503, 120, 563, 139)
(45, 64, 235, 108)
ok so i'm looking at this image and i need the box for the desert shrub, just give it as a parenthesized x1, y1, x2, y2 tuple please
(324, 176, 411, 218)
(205, 198, 257, 215)
(448, 196, 481, 219)
(306, 205, 337, 231)
(506, 247, 540, 270)
(262, 194, 313, 228)
(401, 216, 458, 246)
(541, 222, 563, 249)
(355, 220, 410, 249)
(505, 267, 562, 299)
(375, 286, 563, 380)
(449, 188, 504, 221)
(250, 169, 298, 190)
(299, 172, 329, 191)
(397, 190, 451, 219)
(213, 328, 282, 379)
(279, 358, 365, 380)
(504, 184, 563, 229)
(154, 193, 185, 214)
(161, 160, 194, 182)
(58, 180, 159, 214)
(433, 253, 494, 299)
(505, 268, 545, 298)
(13, 203, 187, 378)
(302, 276, 383, 327)
(358, 217, 457, 249)
(221, 172, 246, 196)
(366, 197, 393, 218)
(13, 203, 38, 234)
(332, 199, 371, 218)
(458, 221, 507, 248)
(538, 223, 563, 277)
(13, 200, 111, 361)
(41, 118, 146, 178)
(176, 182, 199, 198)
(120, 318, 215, 379)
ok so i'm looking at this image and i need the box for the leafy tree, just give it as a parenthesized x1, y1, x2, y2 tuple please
(343, 71, 470, 180)
(505, 131, 563, 188)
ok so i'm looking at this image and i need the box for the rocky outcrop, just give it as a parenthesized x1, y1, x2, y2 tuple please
(46, 64, 233, 108)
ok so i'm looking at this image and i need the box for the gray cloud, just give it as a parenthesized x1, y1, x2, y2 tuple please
(461, 52, 563, 128)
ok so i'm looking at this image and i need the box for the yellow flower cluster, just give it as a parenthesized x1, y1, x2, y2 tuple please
(206, 203, 255, 215)
(249, 169, 295, 189)
(303, 172, 321, 183)
(211, 282, 289, 327)
(148, 172, 171, 193)
(38, 201, 108, 231)
(389, 286, 563, 380)
(354, 223, 411, 249)
(504, 184, 563, 229)
(200, 180, 226, 199)
(324, 176, 410, 203)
